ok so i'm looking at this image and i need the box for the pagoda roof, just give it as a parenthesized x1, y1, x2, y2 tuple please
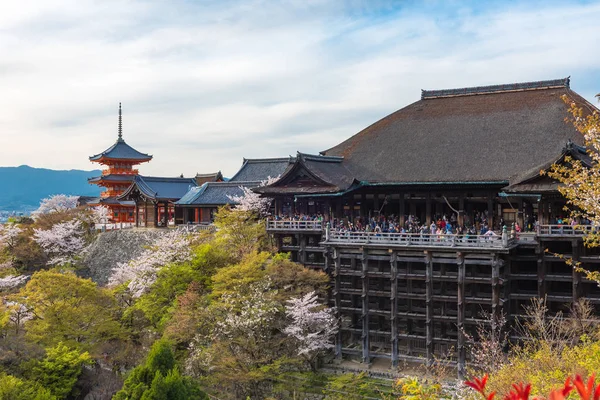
(89, 103, 153, 163)
(322, 77, 597, 185)
(229, 157, 294, 182)
(88, 174, 136, 184)
(119, 175, 197, 202)
(176, 181, 259, 206)
(89, 138, 153, 162)
(83, 196, 135, 206)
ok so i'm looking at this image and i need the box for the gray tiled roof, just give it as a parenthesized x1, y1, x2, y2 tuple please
(229, 157, 294, 182)
(120, 176, 197, 201)
(176, 181, 259, 206)
(90, 138, 152, 162)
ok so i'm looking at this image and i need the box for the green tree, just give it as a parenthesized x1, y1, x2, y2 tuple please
(114, 339, 206, 400)
(23, 342, 92, 399)
(16, 270, 124, 351)
(0, 372, 56, 400)
(213, 207, 269, 261)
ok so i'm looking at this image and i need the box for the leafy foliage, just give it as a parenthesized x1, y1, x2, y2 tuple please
(114, 339, 207, 400)
(16, 270, 124, 351)
(23, 342, 91, 399)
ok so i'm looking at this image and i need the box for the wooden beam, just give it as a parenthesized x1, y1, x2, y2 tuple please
(361, 249, 370, 364)
(334, 249, 342, 360)
(457, 252, 466, 378)
(425, 250, 434, 367)
(390, 252, 398, 368)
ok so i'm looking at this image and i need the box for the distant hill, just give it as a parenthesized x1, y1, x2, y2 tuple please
(0, 165, 102, 212)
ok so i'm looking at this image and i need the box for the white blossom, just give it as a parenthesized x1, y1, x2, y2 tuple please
(32, 194, 79, 218)
(2, 300, 34, 333)
(0, 275, 29, 291)
(33, 219, 86, 265)
(213, 279, 279, 340)
(91, 206, 111, 225)
(283, 291, 338, 356)
(227, 176, 279, 217)
(108, 229, 194, 297)
(0, 223, 23, 250)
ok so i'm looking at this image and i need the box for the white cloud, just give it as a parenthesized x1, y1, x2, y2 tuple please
(0, 0, 598, 178)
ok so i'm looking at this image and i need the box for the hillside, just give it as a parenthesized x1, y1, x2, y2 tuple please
(0, 165, 102, 212)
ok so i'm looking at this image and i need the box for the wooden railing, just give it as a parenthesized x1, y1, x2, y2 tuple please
(538, 224, 598, 236)
(266, 220, 323, 231)
(102, 168, 139, 175)
(325, 231, 515, 249)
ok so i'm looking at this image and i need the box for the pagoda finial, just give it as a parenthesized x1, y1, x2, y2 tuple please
(118, 103, 123, 141)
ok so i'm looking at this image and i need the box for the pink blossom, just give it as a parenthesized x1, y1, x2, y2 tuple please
(33, 219, 86, 265)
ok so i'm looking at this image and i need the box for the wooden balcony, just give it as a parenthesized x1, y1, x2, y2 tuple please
(324, 231, 516, 250)
(266, 220, 323, 232)
(538, 224, 598, 237)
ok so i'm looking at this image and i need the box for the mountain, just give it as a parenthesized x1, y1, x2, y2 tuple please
(0, 165, 102, 212)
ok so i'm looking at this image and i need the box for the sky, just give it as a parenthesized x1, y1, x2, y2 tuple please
(1, 0, 599, 178)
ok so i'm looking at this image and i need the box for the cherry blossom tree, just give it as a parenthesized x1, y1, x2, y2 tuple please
(283, 291, 338, 369)
(1, 300, 33, 334)
(0, 223, 22, 251)
(91, 206, 110, 225)
(227, 176, 279, 217)
(108, 229, 194, 297)
(32, 194, 79, 218)
(0, 275, 29, 291)
(33, 219, 86, 265)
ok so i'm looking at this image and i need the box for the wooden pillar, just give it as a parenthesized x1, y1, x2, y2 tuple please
(399, 193, 406, 227)
(349, 196, 355, 222)
(537, 244, 546, 298)
(457, 252, 466, 378)
(194, 208, 199, 223)
(458, 196, 465, 227)
(426, 193, 432, 225)
(360, 194, 366, 219)
(573, 240, 582, 302)
(390, 252, 398, 368)
(517, 198, 525, 228)
(491, 255, 501, 331)
(487, 193, 494, 229)
(374, 194, 380, 216)
(361, 248, 370, 364)
(333, 249, 342, 359)
(135, 204, 139, 227)
(425, 251, 434, 367)
(299, 235, 307, 264)
(153, 202, 158, 227)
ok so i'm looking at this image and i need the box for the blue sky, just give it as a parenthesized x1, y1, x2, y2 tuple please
(0, 0, 599, 177)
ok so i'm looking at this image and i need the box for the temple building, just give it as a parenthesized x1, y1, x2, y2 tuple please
(88, 104, 152, 222)
(175, 157, 293, 224)
(258, 78, 600, 373)
(119, 175, 197, 227)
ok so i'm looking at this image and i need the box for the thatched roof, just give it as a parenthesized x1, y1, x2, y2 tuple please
(322, 78, 596, 185)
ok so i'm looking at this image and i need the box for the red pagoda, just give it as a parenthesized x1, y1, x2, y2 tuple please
(88, 104, 152, 222)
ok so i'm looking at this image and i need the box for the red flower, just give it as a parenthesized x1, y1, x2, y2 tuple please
(548, 377, 574, 400)
(504, 382, 532, 400)
(465, 375, 496, 400)
(573, 374, 600, 400)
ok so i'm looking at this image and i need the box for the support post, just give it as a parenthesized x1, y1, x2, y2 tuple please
(390, 251, 398, 368)
(399, 193, 405, 227)
(425, 251, 434, 367)
(361, 248, 370, 365)
(491, 255, 501, 332)
(572, 240, 582, 302)
(426, 193, 432, 225)
(457, 252, 466, 378)
(333, 249, 342, 359)
(537, 244, 546, 298)
(487, 193, 494, 229)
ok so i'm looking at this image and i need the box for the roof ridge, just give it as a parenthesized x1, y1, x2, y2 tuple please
(421, 77, 570, 100)
(244, 157, 295, 163)
(298, 152, 344, 162)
